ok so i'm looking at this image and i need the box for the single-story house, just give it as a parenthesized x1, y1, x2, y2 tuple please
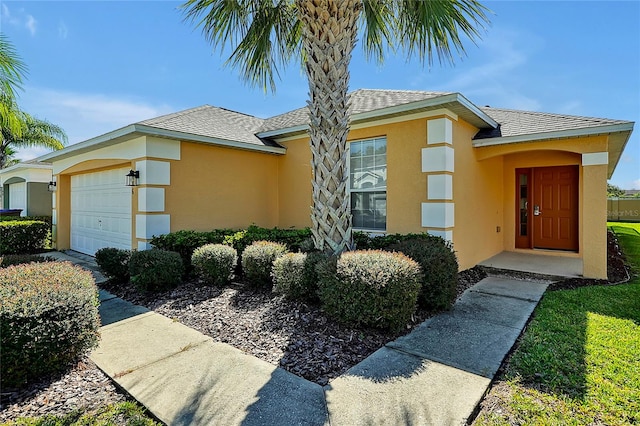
(0, 161, 54, 217)
(37, 89, 634, 279)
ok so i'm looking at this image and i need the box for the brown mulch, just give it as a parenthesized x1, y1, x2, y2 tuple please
(3, 231, 629, 423)
(100, 268, 485, 386)
(1, 267, 482, 422)
(0, 358, 128, 423)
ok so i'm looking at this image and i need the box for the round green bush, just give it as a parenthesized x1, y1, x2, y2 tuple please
(241, 241, 288, 288)
(317, 250, 422, 331)
(95, 247, 131, 282)
(388, 236, 459, 310)
(271, 251, 325, 301)
(129, 249, 184, 292)
(0, 261, 100, 388)
(192, 244, 238, 286)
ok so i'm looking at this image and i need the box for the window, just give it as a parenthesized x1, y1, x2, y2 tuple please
(349, 137, 387, 231)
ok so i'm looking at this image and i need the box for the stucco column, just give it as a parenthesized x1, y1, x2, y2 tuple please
(582, 162, 608, 279)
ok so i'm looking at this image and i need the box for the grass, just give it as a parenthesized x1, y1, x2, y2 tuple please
(1, 402, 160, 426)
(475, 222, 640, 425)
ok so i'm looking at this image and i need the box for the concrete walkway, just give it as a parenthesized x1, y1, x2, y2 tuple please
(48, 251, 550, 426)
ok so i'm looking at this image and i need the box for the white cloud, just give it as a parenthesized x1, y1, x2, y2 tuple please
(58, 21, 68, 39)
(632, 179, 640, 190)
(1, 4, 37, 36)
(13, 87, 174, 161)
(25, 15, 37, 36)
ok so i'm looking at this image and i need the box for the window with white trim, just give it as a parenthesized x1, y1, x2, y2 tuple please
(349, 137, 387, 231)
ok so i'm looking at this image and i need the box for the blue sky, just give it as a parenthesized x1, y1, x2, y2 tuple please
(2, 0, 639, 188)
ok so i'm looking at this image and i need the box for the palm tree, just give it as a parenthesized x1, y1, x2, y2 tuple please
(182, 0, 490, 254)
(0, 98, 67, 169)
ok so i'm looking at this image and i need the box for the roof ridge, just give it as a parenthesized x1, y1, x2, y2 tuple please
(137, 105, 213, 125)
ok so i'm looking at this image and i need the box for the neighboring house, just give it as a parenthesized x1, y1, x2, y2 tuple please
(36, 90, 634, 279)
(0, 161, 54, 217)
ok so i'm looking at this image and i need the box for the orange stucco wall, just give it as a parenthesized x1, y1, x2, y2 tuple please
(476, 134, 610, 279)
(277, 117, 432, 233)
(166, 141, 279, 231)
(451, 120, 504, 271)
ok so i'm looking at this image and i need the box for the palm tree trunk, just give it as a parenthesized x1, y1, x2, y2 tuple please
(297, 0, 360, 255)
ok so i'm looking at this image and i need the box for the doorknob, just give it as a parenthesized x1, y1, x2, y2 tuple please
(533, 205, 541, 216)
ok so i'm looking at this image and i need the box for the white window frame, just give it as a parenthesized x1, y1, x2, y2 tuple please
(348, 137, 387, 233)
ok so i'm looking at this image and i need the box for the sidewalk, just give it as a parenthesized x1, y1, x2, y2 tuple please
(51, 251, 550, 425)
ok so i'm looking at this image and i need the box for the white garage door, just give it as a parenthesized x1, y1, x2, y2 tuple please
(9, 182, 27, 216)
(71, 167, 132, 255)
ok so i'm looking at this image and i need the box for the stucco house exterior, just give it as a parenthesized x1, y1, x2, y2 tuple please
(37, 89, 634, 279)
(0, 161, 54, 217)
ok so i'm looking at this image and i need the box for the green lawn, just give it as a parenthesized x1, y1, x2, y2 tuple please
(1, 402, 160, 426)
(475, 222, 640, 425)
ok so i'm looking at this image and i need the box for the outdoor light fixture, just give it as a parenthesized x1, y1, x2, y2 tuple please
(125, 170, 140, 187)
(48, 181, 57, 192)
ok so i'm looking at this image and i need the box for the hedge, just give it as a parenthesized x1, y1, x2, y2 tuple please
(241, 241, 288, 288)
(0, 220, 51, 255)
(317, 250, 422, 330)
(129, 249, 184, 292)
(150, 226, 312, 273)
(0, 261, 100, 388)
(388, 236, 459, 310)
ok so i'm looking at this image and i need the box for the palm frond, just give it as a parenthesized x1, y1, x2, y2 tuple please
(360, 0, 394, 64)
(181, 0, 301, 92)
(0, 34, 28, 100)
(394, 0, 491, 66)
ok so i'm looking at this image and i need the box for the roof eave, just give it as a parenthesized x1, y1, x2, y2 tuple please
(38, 123, 286, 163)
(256, 93, 499, 139)
(135, 124, 286, 155)
(471, 122, 635, 147)
(0, 162, 52, 175)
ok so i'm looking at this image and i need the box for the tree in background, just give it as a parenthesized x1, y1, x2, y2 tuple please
(0, 34, 67, 169)
(182, 0, 490, 254)
(607, 183, 625, 198)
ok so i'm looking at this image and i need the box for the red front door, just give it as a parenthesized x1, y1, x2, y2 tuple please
(532, 166, 579, 251)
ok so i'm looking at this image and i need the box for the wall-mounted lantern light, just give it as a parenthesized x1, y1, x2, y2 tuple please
(48, 181, 57, 192)
(125, 170, 140, 187)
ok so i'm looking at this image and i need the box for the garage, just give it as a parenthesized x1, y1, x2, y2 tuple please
(8, 181, 27, 215)
(71, 167, 132, 255)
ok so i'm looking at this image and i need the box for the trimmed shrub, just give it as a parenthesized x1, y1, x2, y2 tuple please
(95, 248, 131, 282)
(0, 220, 50, 254)
(388, 236, 459, 310)
(150, 226, 312, 274)
(150, 229, 234, 273)
(241, 241, 289, 288)
(317, 250, 422, 331)
(192, 244, 238, 286)
(129, 250, 183, 292)
(0, 261, 100, 388)
(0, 254, 55, 268)
(0, 215, 52, 224)
(271, 251, 325, 301)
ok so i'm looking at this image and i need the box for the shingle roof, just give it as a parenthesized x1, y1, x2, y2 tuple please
(137, 105, 274, 147)
(476, 107, 632, 139)
(260, 89, 452, 132)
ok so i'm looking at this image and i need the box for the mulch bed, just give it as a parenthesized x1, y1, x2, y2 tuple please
(2, 231, 631, 422)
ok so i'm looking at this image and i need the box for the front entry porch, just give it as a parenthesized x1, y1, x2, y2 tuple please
(479, 251, 583, 278)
